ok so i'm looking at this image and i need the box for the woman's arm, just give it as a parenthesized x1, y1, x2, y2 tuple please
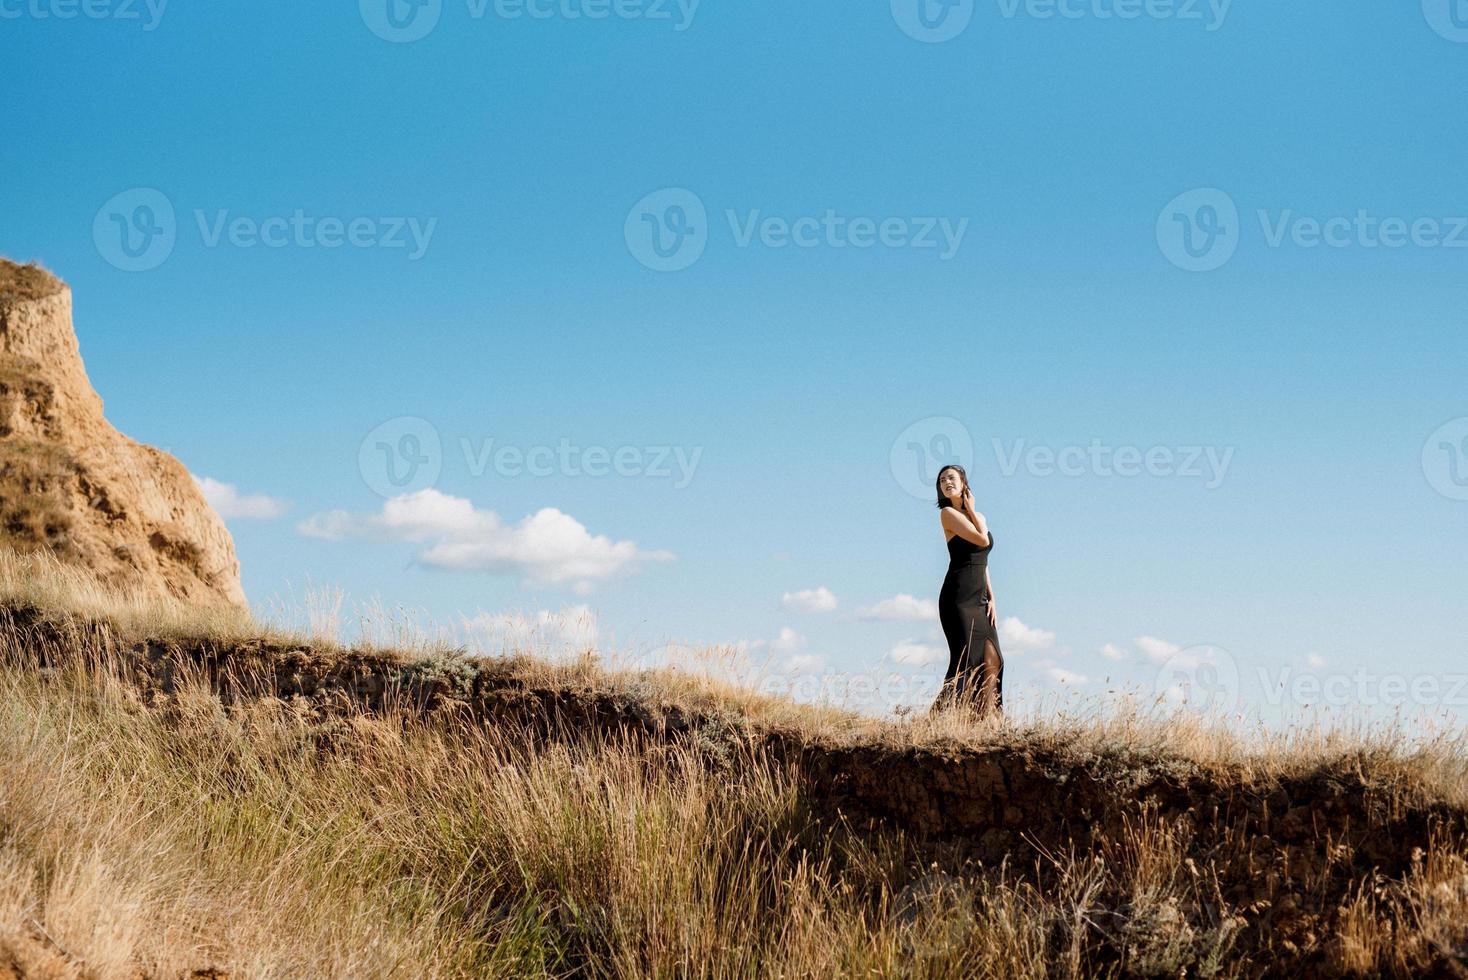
(984, 566, 997, 627)
(941, 505, 991, 548)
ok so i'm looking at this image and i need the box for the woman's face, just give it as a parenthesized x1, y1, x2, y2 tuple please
(938, 468, 965, 502)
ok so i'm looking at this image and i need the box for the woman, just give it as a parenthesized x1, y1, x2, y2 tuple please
(932, 464, 1004, 717)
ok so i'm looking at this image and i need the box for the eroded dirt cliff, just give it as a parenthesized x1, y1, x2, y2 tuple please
(0, 260, 244, 607)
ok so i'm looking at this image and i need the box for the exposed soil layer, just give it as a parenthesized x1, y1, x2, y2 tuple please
(4, 605, 1467, 979)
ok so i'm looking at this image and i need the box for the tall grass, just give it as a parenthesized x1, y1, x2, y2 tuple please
(5, 553, 1468, 974)
(6, 547, 1468, 808)
(0, 551, 256, 644)
(9, 655, 1465, 978)
(0, 654, 1061, 978)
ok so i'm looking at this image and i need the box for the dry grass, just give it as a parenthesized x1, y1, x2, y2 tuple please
(3, 548, 1468, 976)
(2, 637, 1467, 977)
(0, 550, 257, 644)
(0, 655, 1019, 978)
(0, 651, 1247, 979)
(0, 258, 64, 306)
(4, 547, 1468, 807)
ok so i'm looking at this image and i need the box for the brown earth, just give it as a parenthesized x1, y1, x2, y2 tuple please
(5, 603, 1467, 979)
(0, 259, 244, 608)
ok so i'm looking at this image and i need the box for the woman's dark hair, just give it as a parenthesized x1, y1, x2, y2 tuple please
(934, 464, 969, 509)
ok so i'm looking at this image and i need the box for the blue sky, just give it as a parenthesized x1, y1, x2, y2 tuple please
(5, 0, 1467, 727)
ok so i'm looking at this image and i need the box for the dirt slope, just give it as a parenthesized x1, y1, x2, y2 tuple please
(0, 260, 244, 608)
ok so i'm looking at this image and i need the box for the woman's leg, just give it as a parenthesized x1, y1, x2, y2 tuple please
(953, 621, 978, 704)
(975, 635, 1004, 717)
(934, 641, 967, 711)
(934, 595, 967, 711)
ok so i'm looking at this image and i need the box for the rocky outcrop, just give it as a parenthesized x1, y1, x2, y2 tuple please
(0, 259, 245, 607)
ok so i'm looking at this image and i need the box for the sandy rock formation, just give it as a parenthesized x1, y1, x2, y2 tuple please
(0, 258, 245, 607)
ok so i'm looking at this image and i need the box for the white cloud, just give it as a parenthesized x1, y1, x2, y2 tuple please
(1046, 666, 1089, 685)
(296, 510, 355, 539)
(1136, 635, 1181, 662)
(782, 587, 838, 613)
(1306, 652, 1327, 669)
(781, 653, 826, 674)
(889, 639, 946, 666)
(771, 627, 805, 655)
(641, 637, 759, 664)
(733, 629, 828, 675)
(681, 628, 823, 678)
(858, 594, 939, 621)
(1000, 616, 1056, 652)
(462, 605, 598, 657)
(1099, 643, 1128, 661)
(297, 489, 673, 592)
(195, 476, 289, 520)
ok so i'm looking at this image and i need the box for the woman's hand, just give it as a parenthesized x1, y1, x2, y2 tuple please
(987, 602, 997, 629)
(961, 488, 976, 515)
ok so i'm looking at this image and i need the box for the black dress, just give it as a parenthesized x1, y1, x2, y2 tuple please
(936, 509, 1004, 713)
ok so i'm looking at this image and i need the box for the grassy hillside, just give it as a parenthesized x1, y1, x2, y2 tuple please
(0, 261, 62, 305)
(2, 552, 1467, 978)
